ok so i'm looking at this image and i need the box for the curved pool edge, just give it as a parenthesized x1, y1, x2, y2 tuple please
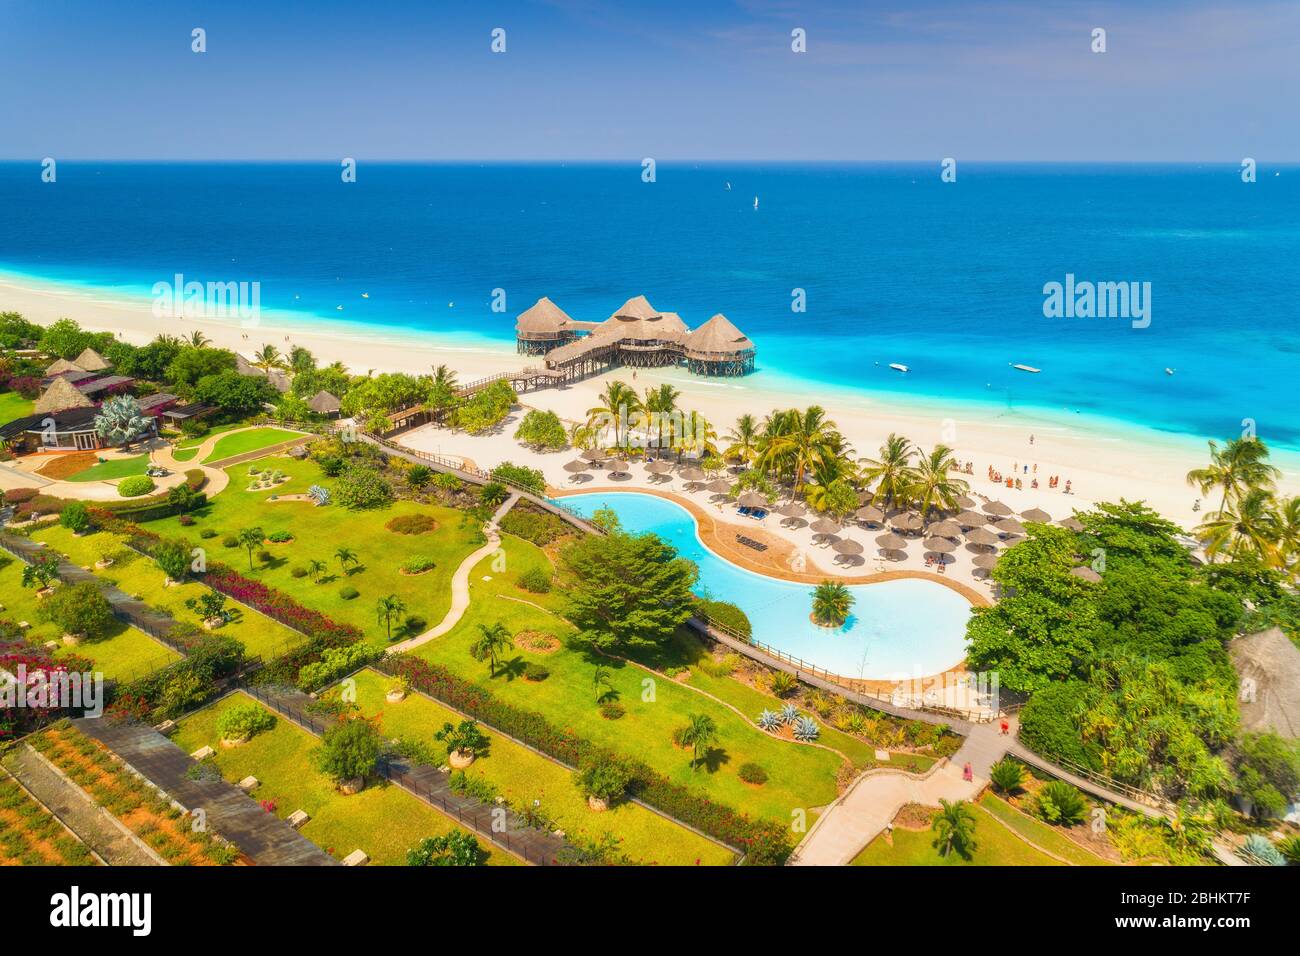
(550, 486, 979, 684)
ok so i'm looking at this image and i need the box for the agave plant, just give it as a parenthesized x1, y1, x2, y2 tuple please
(757, 709, 781, 732)
(308, 484, 331, 506)
(793, 716, 820, 741)
(779, 703, 800, 726)
(1240, 834, 1286, 866)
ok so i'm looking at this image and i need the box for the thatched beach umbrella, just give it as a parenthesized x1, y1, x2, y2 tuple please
(738, 491, 769, 509)
(777, 501, 807, 518)
(580, 448, 608, 462)
(875, 531, 909, 552)
(890, 512, 924, 533)
(855, 505, 884, 525)
(562, 460, 589, 474)
(956, 495, 977, 510)
(955, 510, 986, 527)
(993, 517, 1026, 536)
(706, 479, 732, 494)
(833, 538, 864, 556)
(923, 536, 957, 553)
(972, 553, 999, 570)
(680, 466, 706, 482)
(1058, 516, 1084, 531)
(606, 460, 630, 474)
(1021, 507, 1052, 523)
(810, 517, 842, 536)
(645, 460, 673, 475)
(984, 500, 1013, 517)
(927, 519, 963, 539)
(857, 489, 874, 504)
(965, 527, 1000, 547)
(1070, 565, 1102, 583)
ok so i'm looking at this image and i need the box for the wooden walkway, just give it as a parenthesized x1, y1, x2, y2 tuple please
(72, 717, 337, 865)
(242, 683, 574, 865)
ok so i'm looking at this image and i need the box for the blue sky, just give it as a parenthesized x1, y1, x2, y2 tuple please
(1, 0, 1295, 160)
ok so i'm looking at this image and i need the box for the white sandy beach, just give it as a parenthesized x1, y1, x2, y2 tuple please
(5, 271, 1298, 541)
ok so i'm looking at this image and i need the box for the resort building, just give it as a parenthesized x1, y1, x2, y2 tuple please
(514, 295, 756, 378)
(0, 406, 103, 453)
(307, 390, 343, 417)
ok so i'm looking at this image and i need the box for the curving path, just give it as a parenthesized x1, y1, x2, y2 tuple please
(386, 492, 520, 654)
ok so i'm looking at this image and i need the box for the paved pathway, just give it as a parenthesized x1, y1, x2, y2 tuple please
(387, 492, 520, 653)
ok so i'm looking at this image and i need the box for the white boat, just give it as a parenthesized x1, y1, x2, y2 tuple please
(753, 196, 759, 210)
(361, 292, 369, 298)
(1011, 363, 1040, 373)
(889, 363, 909, 373)
(1165, 367, 1175, 375)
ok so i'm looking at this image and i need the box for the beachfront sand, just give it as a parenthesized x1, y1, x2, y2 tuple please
(5, 272, 1298, 539)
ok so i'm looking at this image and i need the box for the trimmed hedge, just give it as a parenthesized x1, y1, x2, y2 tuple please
(383, 655, 790, 863)
(694, 598, 752, 639)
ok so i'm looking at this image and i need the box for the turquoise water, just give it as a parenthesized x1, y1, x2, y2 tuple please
(559, 491, 972, 679)
(2, 162, 1299, 448)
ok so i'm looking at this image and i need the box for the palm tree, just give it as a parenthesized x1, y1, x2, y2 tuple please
(237, 526, 265, 571)
(154, 333, 183, 349)
(909, 444, 969, 517)
(723, 413, 761, 466)
(989, 758, 1025, 795)
(288, 345, 316, 374)
(307, 558, 327, 582)
(757, 406, 840, 494)
(592, 664, 614, 703)
(642, 383, 681, 452)
(253, 344, 287, 373)
(425, 364, 460, 412)
(586, 380, 642, 449)
(677, 410, 718, 461)
(811, 581, 854, 627)
(185, 330, 211, 348)
(470, 622, 514, 677)
(376, 594, 408, 639)
(860, 433, 916, 508)
(931, 798, 977, 858)
(678, 713, 718, 771)
(334, 547, 359, 576)
(1186, 437, 1281, 515)
(1196, 487, 1280, 563)
(1274, 496, 1300, 578)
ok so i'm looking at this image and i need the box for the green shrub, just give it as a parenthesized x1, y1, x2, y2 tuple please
(989, 759, 1026, 794)
(738, 763, 768, 785)
(39, 581, 115, 639)
(199, 529, 217, 539)
(406, 831, 484, 866)
(697, 653, 741, 678)
(333, 464, 393, 510)
(513, 409, 568, 451)
(291, 565, 309, 579)
(1035, 781, 1087, 826)
(339, 585, 360, 600)
(490, 462, 545, 494)
(599, 701, 625, 720)
(117, 475, 156, 498)
(516, 565, 551, 593)
(312, 718, 381, 784)
(694, 598, 752, 638)
(215, 703, 276, 742)
(386, 513, 438, 535)
(499, 510, 566, 546)
(574, 755, 634, 804)
(267, 530, 293, 543)
(1018, 682, 1098, 769)
(523, 662, 549, 682)
(401, 556, 437, 575)
(222, 535, 239, 548)
(59, 502, 90, 534)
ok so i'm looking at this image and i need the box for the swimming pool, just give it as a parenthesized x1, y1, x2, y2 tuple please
(558, 492, 973, 680)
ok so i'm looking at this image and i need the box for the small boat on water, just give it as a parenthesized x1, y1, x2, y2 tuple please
(1165, 367, 1175, 375)
(889, 363, 909, 373)
(1011, 363, 1040, 373)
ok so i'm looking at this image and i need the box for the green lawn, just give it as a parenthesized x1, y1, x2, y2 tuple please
(344, 668, 735, 865)
(412, 534, 848, 826)
(147, 455, 482, 643)
(0, 553, 180, 680)
(33, 526, 306, 661)
(0, 390, 33, 425)
(171, 422, 248, 462)
(171, 692, 518, 865)
(65, 454, 150, 482)
(852, 800, 1065, 866)
(203, 427, 303, 463)
(978, 793, 1112, 865)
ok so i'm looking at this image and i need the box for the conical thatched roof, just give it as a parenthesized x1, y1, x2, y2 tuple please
(34, 375, 94, 414)
(516, 296, 574, 334)
(1230, 628, 1300, 737)
(74, 347, 110, 371)
(610, 295, 659, 321)
(685, 313, 754, 356)
(307, 390, 341, 414)
(45, 357, 85, 376)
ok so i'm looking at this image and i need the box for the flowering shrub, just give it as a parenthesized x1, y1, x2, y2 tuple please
(203, 564, 363, 644)
(382, 655, 790, 864)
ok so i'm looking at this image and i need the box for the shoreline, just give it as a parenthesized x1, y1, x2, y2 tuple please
(4, 269, 1299, 533)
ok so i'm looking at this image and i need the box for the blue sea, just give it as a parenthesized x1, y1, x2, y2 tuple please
(1, 161, 1297, 449)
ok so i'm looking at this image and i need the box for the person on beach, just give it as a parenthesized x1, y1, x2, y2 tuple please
(1029, 434, 1034, 445)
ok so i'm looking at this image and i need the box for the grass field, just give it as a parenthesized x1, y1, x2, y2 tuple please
(343, 668, 736, 865)
(32, 526, 305, 661)
(147, 455, 482, 642)
(411, 534, 848, 826)
(204, 427, 303, 463)
(0, 390, 33, 424)
(0, 553, 180, 680)
(171, 692, 518, 865)
(978, 792, 1113, 865)
(65, 454, 150, 482)
(170, 422, 248, 462)
(852, 799, 1066, 866)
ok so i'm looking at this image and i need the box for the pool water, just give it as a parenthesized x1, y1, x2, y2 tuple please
(558, 492, 973, 679)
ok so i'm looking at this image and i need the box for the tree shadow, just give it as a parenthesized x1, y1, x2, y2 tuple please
(495, 656, 528, 681)
(693, 747, 730, 775)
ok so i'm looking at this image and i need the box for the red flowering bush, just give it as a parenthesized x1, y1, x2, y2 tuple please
(203, 564, 363, 644)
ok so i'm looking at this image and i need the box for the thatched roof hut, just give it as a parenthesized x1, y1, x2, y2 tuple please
(516, 297, 576, 340)
(307, 390, 342, 416)
(44, 357, 84, 377)
(74, 347, 110, 371)
(34, 375, 95, 414)
(684, 314, 755, 376)
(1231, 628, 1300, 738)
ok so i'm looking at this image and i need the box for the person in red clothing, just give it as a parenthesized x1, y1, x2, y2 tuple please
(1000, 718, 1010, 736)
(962, 762, 973, 782)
